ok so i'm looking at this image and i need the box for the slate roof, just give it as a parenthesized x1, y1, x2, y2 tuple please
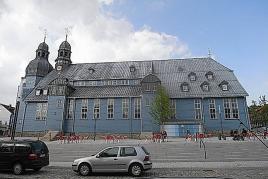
(25, 57, 248, 101)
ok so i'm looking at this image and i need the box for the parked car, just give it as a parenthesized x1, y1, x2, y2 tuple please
(72, 145, 152, 177)
(0, 139, 49, 175)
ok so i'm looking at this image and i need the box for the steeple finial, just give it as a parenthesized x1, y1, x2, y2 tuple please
(43, 29, 47, 42)
(65, 27, 70, 41)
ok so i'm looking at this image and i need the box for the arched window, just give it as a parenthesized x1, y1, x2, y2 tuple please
(60, 51, 63, 57)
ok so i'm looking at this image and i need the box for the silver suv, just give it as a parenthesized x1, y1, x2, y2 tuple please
(72, 146, 152, 177)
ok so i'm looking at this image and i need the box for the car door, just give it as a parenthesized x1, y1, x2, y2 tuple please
(117, 147, 138, 171)
(91, 147, 120, 172)
(0, 142, 15, 169)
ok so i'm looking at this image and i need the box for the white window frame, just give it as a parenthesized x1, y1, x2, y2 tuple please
(36, 103, 47, 120)
(81, 99, 88, 120)
(67, 99, 74, 120)
(194, 99, 202, 120)
(190, 75, 196, 81)
(43, 89, 48, 95)
(122, 98, 129, 119)
(134, 98, 141, 119)
(223, 98, 239, 119)
(209, 99, 217, 119)
(107, 98, 114, 119)
(93, 99, 100, 119)
(36, 90, 41, 96)
(182, 85, 189, 92)
(207, 74, 213, 80)
(222, 84, 228, 91)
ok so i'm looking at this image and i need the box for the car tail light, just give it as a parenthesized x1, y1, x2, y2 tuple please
(28, 153, 38, 160)
(144, 155, 150, 161)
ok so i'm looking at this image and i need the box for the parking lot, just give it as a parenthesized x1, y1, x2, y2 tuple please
(1, 137, 268, 178)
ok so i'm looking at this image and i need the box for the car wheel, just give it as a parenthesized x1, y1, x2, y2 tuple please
(78, 163, 91, 176)
(33, 167, 42, 171)
(129, 163, 143, 177)
(13, 163, 23, 175)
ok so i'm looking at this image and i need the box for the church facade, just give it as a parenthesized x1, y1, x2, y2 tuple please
(15, 39, 250, 136)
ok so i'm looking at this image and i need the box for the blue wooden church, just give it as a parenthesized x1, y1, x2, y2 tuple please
(14, 39, 250, 136)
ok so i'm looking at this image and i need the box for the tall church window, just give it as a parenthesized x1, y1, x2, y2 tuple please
(170, 99, 176, 120)
(107, 98, 114, 119)
(67, 99, 74, 119)
(122, 98, 129, 119)
(81, 99, 88, 119)
(223, 98, 239, 119)
(134, 98, 141, 119)
(194, 99, 202, 120)
(93, 99, 100, 119)
(36, 103, 47, 120)
(209, 99, 217, 119)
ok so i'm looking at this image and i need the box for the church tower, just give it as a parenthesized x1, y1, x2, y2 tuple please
(55, 37, 72, 71)
(21, 41, 53, 99)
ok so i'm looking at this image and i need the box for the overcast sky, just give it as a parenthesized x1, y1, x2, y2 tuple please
(0, 0, 267, 106)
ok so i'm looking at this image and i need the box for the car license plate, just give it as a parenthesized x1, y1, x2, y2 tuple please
(40, 154, 45, 157)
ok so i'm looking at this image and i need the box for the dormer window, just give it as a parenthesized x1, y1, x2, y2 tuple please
(36, 89, 41, 96)
(88, 68, 95, 74)
(205, 71, 214, 80)
(130, 65, 136, 72)
(219, 80, 229, 91)
(188, 72, 197, 81)
(43, 89, 48, 95)
(181, 82, 189, 92)
(201, 81, 210, 92)
(222, 84, 228, 91)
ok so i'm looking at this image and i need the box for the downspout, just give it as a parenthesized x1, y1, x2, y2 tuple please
(21, 102, 28, 137)
(244, 96, 251, 129)
(72, 98, 76, 134)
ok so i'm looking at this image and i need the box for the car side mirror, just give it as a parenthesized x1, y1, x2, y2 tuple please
(96, 154, 100, 158)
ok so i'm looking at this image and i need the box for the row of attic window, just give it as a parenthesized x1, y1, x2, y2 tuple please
(181, 80, 229, 92)
(188, 71, 214, 81)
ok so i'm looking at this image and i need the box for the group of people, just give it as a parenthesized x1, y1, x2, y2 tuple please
(230, 129, 248, 140)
